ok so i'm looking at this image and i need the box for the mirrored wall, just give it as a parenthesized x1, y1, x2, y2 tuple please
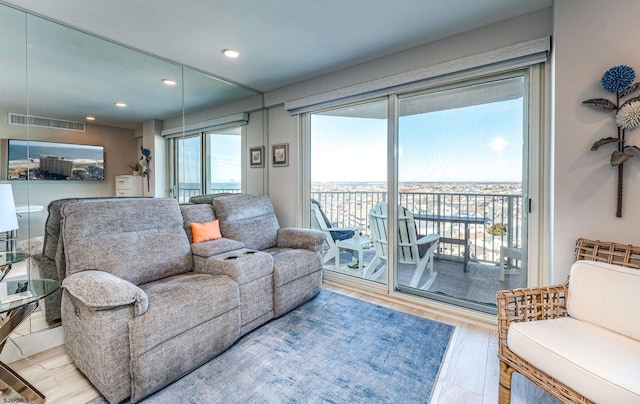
(0, 2, 259, 335)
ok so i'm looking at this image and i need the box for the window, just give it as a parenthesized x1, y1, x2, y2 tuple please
(174, 135, 201, 203)
(205, 128, 241, 194)
(172, 126, 243, 202)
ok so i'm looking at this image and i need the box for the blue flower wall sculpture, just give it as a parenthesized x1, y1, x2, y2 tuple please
(583, 64, 640, 217)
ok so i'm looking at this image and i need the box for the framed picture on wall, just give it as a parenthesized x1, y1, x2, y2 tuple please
(249, 146, 264, 168)
(272, 143, 289, 167)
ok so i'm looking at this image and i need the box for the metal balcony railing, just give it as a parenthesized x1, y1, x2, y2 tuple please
(312, 190, 523, 265)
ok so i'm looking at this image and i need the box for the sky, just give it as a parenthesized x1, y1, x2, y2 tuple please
(178, 133, 240, 185)
(310, 97, 523, 183)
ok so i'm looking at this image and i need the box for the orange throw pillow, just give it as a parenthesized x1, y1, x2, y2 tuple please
(190, 220, 222, 243)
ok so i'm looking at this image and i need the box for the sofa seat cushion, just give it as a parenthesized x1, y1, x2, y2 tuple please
(128, 272, 240, 402)
(508, 316, 640, 403)
(191, 238, 244, 258)
(266, 247, 321, 287)
(130, 272, 239, 356)
(568, 260, 640, 341)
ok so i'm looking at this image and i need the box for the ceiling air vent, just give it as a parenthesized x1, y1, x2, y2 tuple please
(8, 113, 85, 132)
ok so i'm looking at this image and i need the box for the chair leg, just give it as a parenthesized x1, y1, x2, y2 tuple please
(412, 242, 438, 289)
(498, 360, 515, 404)
(362, 256, 382, 279)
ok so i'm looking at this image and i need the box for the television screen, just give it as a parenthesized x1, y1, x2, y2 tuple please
(7, 139, 104, 181)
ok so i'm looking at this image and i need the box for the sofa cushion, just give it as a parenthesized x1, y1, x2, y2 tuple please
(213, 194, 280, 251)
(568, 260, 640, 341)
(266, 247, 321, 287)
(129, 272, 240, 402)
(61, 198, 192, 285)
(130, 272, 239, 356)
(180, 203, 216, 243)
(508, 316, 640, 403)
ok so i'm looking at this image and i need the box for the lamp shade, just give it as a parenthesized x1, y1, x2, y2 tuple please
(0, 184, 19, 232)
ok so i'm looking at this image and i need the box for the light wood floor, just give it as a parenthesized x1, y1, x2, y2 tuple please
(0, 283, 559, 404)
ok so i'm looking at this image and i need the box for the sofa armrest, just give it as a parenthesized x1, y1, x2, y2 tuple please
(277, 228, 326, 251)
(496, 283, 569, 356)
(62, 270, 148, 316)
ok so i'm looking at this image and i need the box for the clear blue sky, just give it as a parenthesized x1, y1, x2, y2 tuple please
(179, 133, 240, 184)
(311, 98, 523, 183)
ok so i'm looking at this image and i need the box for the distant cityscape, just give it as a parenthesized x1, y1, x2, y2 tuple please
(312, 181, 522, 195)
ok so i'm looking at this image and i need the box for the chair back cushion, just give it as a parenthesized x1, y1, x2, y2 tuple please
(180, 203, 217, 243)
(213, 194, 279, 251)
(61, 198, 192, 285)
(44, 197, 136, 282)
(568, 260, 640, 341)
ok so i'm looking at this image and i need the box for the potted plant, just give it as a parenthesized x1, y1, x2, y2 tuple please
(128, 162, 143, 176)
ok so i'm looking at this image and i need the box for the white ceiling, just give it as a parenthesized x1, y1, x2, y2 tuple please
(4, 0, 552, 93)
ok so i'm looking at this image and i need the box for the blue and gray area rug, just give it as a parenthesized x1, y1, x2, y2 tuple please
(89, 290, 454, 403)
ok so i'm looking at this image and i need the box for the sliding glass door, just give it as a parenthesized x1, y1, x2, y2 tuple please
(306, 71, 532, 314)
(309, 99, 388, 284)
(396, 75, 527, 312)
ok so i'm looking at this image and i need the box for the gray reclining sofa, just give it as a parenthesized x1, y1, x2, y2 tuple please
(60, 195, 325, 403)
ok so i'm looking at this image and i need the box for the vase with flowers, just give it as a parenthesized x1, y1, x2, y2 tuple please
(583, 64, 640, 217)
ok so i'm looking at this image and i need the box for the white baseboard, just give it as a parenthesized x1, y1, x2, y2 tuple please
(0, 326, 64, 364)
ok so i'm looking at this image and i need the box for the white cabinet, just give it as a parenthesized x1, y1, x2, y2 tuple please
(115, 175, 143, 197)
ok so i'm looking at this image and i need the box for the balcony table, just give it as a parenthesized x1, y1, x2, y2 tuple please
(335, 236, 372, 273)
(413, 214, 487, 272)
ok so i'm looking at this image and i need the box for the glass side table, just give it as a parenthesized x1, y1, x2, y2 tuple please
(0, 279, 59, 404)
(0, 252, 28, 283)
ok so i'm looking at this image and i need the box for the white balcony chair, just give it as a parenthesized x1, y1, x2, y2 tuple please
(310, 201, 363, 268)
(499, 246, 522, 281)
(366, 202, 440, 289)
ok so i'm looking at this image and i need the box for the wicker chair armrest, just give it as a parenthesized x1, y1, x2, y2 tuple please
(496, 283, 569, 355)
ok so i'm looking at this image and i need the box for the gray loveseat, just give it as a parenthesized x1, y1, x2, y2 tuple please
(60, 195, 325, 403)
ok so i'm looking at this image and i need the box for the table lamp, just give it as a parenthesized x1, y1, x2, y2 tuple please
(0, 184, 19, 256)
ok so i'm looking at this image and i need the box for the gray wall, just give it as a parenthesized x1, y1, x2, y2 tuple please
(552, 0, 640, 282)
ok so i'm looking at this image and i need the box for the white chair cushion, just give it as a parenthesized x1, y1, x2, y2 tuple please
(508, 316, 640, 404)
(567, 260, 640, 341)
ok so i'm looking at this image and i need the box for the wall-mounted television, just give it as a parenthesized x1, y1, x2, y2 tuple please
(7, 139, 104, 181)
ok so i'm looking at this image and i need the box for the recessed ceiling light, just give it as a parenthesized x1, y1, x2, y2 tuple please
(162, 79, 177, 86)
(86, 116, 95, 121)
(115, 102, 127, 108)
(222, 49, 239, 58)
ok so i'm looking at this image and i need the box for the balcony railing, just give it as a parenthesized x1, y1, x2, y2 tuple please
(312, 190, 523, 265)
(177, 187, 241, 203)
